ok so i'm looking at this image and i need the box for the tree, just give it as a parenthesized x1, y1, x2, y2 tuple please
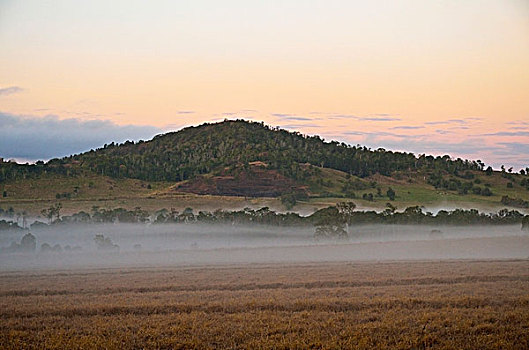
(40, 208, 53, 223)
(336, 201, 356, 235)
(179, 207, 195, 223)
(522, 215, 529, 232)
(20, 232, 36, 252)
(386, 187, 396, 201)
(362, 193, 374, 201)
(313, 207, 347, 240)
(154, 208, 169, 223)
(40, 203, 62, 224)
(280, 193, 297, 210)
(383, 202, 397, 216)
(40, 243, 52, 253)
(21, 210, 27, 229)
(94, 234, 119, 251)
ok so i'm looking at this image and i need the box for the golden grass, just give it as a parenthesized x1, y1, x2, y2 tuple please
(1, 260, 529, 349)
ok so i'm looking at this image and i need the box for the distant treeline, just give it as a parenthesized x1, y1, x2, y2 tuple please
(1, 204, 527, 232)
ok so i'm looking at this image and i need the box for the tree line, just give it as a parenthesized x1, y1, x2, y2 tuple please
(0, 203, 526, 231)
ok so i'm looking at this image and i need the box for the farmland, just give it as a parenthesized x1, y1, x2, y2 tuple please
(1, 259, 528, 349)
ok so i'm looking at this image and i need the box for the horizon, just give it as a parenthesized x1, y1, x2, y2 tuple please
(1, 1, 528, 169)
(0, 118, 522, 172)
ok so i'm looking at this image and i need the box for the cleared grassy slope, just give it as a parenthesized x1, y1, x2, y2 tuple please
(1, 166, 528, 216)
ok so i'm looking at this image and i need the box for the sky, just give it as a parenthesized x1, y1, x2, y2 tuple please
(0, 0, 528, 169)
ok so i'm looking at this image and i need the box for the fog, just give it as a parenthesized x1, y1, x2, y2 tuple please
(1, 223, 528, 271)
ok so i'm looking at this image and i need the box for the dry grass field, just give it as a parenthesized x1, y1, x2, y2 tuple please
(1, 260, 529, 349)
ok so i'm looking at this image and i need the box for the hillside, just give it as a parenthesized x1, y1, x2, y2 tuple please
(65, 120, 487, 180)
(1, 119, 529, 214)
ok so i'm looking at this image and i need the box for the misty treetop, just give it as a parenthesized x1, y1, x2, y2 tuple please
(0, 204, 525, 231)
(1, 204, 528, 253)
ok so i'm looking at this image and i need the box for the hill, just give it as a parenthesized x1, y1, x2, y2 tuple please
(1, 119, 528, 214)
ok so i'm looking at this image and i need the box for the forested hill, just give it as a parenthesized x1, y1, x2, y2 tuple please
(2, 119, 487, 183)
(75, 119, 485, 179)
(3, 119, 529, 202)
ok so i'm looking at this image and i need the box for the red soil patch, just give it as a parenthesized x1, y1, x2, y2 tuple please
(175, 167, 304, 197)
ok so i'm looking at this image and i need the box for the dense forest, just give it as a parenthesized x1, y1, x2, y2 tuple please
(1, 119, 489, 183)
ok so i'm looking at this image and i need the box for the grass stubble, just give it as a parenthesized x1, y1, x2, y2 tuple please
(0, 260, 528, 349)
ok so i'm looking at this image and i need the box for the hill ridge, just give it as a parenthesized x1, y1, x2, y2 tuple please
(2, 119, 528, 202)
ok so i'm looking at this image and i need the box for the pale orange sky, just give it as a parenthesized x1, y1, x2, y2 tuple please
(0, 0, 528, 168)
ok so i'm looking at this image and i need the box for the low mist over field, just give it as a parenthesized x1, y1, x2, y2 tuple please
(1, 220, 528, 270)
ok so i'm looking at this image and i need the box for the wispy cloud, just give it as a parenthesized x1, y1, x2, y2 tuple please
(478, 131, 529, 137)
(506, 120, 529, 126)
(425, 119, 467, 125)
(334, 127, 528, 169)
(341, 132, 489, 155)
(341, 130, 425, 139)
(327, 114, 357, 119)
(0, 112, 161, 161)
(282, 117, 313, 121)
(274, 115, 527, 169)
(0, 86, 24, 96)
(274, 113, 403, 122)
(391, 126, 424, 130)
(176, 110, 195, 114)
(342, 131, 366, 136)
(358, 116, 401, 122)
(279, 123, 320, 129)
(271, 113, 317, 121)
(496, 142, 529, 156)
(435, 129, 453, 135)
(424, 117, 483, 126)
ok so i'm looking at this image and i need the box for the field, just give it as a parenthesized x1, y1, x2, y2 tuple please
(1, 259, 529, 349)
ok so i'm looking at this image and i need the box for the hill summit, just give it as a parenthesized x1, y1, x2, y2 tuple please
(70, 119, 483, 178)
